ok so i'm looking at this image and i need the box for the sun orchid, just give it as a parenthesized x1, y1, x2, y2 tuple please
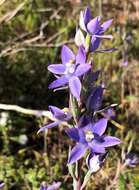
(48, 45, 91, 100)
(80, 7, 113, 39)
(67, 118, 121, 164)
(79, 7, 113, 52)
(38, 106, 71, 133)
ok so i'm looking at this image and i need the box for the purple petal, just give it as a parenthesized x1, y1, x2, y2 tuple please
(76, 47, 86, 64)
(75, 64, 91, 77)
(49, 76, 68, 89)
(67, 127, 86, 144)
(49, 105, 64, 115)
(49, 105, 67, 120)
(90, 36, 101, 52)
(86, 86, 103, 112)
(105, 108, 116, 119)
(49, 106, 71, 121)
(87, 17, 100, 34)
(68, 143, 87, 164)
(78, 114, 91, 128)
(84, 7, 91, 25)
(66, 128, 80, 142)
(38, 121, 59, 133)
(90, 143, 106, 153)
(92, 118, 108, 136)
(69, 76, 81, 100)
(48, 64, 65, 74)
(101, 19, 113, 32)
(47, 182, 61, 190)
(102, 136, 121, 147)
(61, 45, 75, 65)
(83, 123, 98, 133)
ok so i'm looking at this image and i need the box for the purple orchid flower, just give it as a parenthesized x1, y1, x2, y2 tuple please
(80, 7, 113, 38)
(48, 45, 91, 100)
(79, 7, 113, 52)
(40, 181, 61, 190)
(124, 153, 138, 168)
(66, 118, 121, 164)
(86, 152, 107, 173)
(38, 106, 71, 133)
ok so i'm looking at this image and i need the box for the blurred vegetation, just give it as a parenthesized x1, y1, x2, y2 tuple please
(0, 0, 139, 189)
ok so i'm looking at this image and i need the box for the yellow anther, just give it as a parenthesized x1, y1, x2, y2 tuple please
(69, 59, 74, 64)
(62, 107, 69, 113)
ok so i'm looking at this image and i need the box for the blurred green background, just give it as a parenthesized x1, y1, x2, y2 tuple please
(0, 0, 139, 189)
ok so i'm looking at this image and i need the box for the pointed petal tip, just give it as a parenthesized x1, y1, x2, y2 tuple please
(48, 76, 68, 89)
(101, 18, 113, 32)
(37, 122, 59, 133)
(48, 64, 65, 74)
(48, 82, 54, 89)
(61, 45, 75, 64)
(87, 17, 100, 34)
(103, 136, 122, 147)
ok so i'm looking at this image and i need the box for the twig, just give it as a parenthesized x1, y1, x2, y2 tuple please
(25, 39, 74, 48)
(0, 39, 74, 57)
(0, 2, 26, 23)
(0, 103, 53, 118)
(0, 6, 66, 57)
(0, 103, 70, 131)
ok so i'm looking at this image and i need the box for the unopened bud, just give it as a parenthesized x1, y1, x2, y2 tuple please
(75, 29, 85, 47)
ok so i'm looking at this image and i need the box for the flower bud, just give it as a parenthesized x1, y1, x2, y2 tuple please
(86, 153, 107, 173)
(75, 29, 85, 47)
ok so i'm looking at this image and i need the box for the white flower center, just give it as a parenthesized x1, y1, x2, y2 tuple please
(85, 130, 94, 142)
(64, 60, 75, 75)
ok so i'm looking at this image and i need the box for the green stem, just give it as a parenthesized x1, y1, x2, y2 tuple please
(69, 93, 79, 124)
(80, 170, 92, 190)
